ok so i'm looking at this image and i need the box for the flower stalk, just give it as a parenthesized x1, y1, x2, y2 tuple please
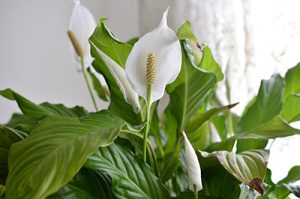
(80, 57, 99, 111)
(143, 53, 156, 162)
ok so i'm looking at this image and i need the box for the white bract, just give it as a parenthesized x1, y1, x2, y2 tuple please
(90, 42, 140, 112)
(182, 131, 203, 191)
(125, 9, 182, 104)
(69, 1, 96, 66)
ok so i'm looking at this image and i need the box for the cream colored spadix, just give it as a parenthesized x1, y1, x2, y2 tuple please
(125, 9, 182, 104)
(182, 132, 203, 191)
(68, 2, 96, 66)
(90, 42, 140, 112)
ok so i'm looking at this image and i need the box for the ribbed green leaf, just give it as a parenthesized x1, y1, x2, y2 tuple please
(85, 143, 170, 199)
(201, 150, 269, 187)
(5, 111, 125, 199)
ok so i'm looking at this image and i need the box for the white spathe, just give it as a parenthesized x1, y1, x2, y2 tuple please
(182, 132, 203, 191)
(125, 9, 182, 104)
(90, 42, 140, 112)
(69, 2, 96, 66)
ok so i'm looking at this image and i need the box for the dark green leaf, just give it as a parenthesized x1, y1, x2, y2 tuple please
(85, 143, 170, 199)
(0, 125, 26, 183)
(48, 168, 114, 199)
(5, 111, 125, 199)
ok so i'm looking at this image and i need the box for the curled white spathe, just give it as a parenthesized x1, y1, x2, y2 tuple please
(90, 42, 140, 112)
(182, 131, 203, 191)
(69, 2, 96, 66)
(125, 8, 182, 104)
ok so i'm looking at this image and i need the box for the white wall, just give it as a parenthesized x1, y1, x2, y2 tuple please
(0, 0, 139, 123)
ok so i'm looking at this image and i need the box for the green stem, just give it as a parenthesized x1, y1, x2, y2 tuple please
(80, 57, 98, 111)
(194, 184, 198, 199)
(143, 84, 152, 162)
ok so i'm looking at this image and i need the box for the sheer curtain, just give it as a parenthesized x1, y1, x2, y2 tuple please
(140, 0, 300, 183)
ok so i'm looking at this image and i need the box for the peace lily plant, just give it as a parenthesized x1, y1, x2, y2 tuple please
(1, 2, 300, 199)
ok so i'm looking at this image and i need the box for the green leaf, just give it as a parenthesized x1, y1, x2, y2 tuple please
(278, 166, 300, 184)
(0, 125, 26, 183)
(48, 168, 114, 199)
(6, 113, 39, 133)
(238, 75, 284, 133)
(281, 94, 300, 122)
(284, 63, 300, 99)
(90, 22, 132, 68)
(85, 143, 170, 199)
(168, 41, 217, 133)
(0, 89, 88, 119)
(198, 46, 224, 82)
(186, 103, 238, 134)
(263, 166, 300, 199)
(200, 149, 269, 193)
(199, 154, 241, 198)
(240, 116, 300, 139)
(90, 23, 141, 125)
(236, 139, 268, 153)
(87, 67, 109, 101)
(5, 111, 125, 199)
(177, 21, 198, 43)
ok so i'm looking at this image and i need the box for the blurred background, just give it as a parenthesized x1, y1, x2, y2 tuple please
(1, 0, 300, 189)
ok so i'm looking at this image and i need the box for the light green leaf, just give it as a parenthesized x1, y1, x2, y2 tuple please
(284, 63, 300, 99)
(85, 143, 170, 199)
(238, 75, 284, 133)
(281, 94, 300, 123)
(5, 111, 125, 199)
(201, 149, 269, 191)
(198, 46, 224, 82)
(177, 21, 198, 43)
